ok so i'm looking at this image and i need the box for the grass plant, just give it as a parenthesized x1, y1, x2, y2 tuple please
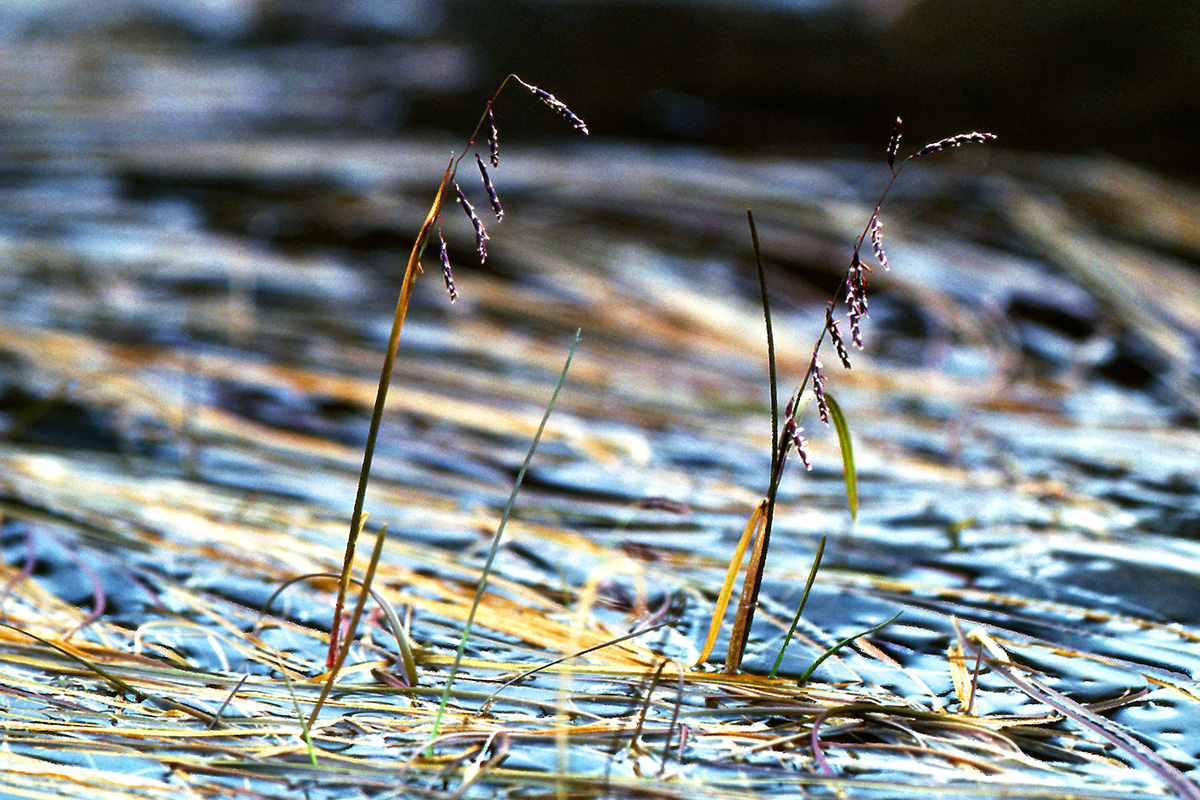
(716, 121, 996, 673)
(323, 74, 589, 689)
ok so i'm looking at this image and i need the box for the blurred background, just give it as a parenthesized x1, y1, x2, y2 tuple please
(1, 0, 1197, 176)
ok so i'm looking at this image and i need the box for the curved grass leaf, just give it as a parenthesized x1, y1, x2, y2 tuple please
(307, 520, 391, 733)
(797, 610, 901, 685)
(258, 570, 418, 688)
(824, 392, 857, 522)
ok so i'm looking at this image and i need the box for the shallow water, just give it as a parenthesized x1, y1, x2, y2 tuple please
(2, 5, 1200, 800)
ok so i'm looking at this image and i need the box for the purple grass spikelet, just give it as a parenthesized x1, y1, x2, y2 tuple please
(779, 394, 812, 471)
(845, 250, 868, 351)
(846, 269, 865, 350)
(454, 182, 489, 263)
(886, 117, 902, 169)
(869, 213, 888, 271)
(812, 361, 830, 425)
(825, 302, 852, 369)
(437, 230, 457, 302)
(517, 78, 589, 134)
(913, 132, 997, 158)
(791, 426, 812, 471)
(850, 251, 868, 311)
(486, 107, 500, 167)
(476, 154, 504, 221)
(848, 310, 863, 350)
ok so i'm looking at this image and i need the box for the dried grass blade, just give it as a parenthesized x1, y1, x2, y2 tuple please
(724, 502, 773, 673)
(0, 621, 140, 700)
(962, 626, 1200, 800)
(478, 622, 669, 715)
(0, 621, 216, 726)
(947, 636, 974, 712)
(695, 499, 765, 667)
(208, 674, 249, 730)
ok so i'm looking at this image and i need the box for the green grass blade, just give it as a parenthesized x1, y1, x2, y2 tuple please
(797, 610, 901, 685)
(824, 392, 858, 522)
(428, 328, 582, 745)
(724, 208, 780, 673)
(768, 533, 826, 678)
(749, 209, 779, 475)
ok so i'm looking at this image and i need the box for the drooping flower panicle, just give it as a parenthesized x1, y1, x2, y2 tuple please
(431, 77, 588, 301)
(774, 120, 994, 475)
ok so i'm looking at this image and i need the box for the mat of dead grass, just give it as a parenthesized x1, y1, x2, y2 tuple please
(1, 139, 1199, 799)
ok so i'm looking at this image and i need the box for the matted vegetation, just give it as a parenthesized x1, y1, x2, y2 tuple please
(2, 75, 1200, 800)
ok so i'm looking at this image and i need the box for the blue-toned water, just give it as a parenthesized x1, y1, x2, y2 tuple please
(1, 3, 1199, 799)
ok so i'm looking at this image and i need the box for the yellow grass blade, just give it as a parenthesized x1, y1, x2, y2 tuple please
(694, 499, 766, 667)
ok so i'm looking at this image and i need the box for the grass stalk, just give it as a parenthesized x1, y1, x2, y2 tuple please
(306, 521, 391, 733)
(326, 158, 454, 667)
(722, 127, 995, 672)
(428, 329, 582, 745)
(325, 74, 588, 679)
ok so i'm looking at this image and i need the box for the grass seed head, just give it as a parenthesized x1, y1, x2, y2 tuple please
(848, 304, 864, 350)
(812, 362, 830, 425)
(438, 230, 457, 302)
(845, 251, 869, 349)
(517, 78, 589, 134)
(780, 397, 812, 471)
(486, 107, 500, 167)
(476, 154, 504, 221)
(454, 182, 489, 263)
(869, 213, 888, 271)
(825, 302, 852, 369)
(887, 117, 903, 168)
(914, 132, 997, 158)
